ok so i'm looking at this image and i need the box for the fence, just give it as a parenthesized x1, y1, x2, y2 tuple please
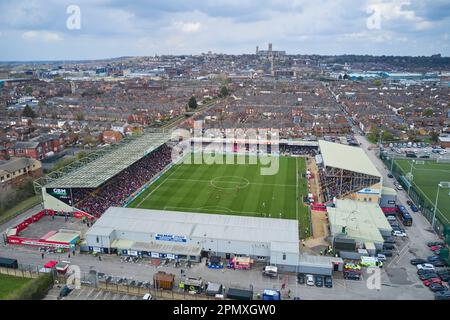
(381, 154, 448, 236)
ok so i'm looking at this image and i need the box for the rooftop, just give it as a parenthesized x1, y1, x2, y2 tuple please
(86, 207, 299, 245)
(44, 130, 170, 188)
(319, 140, 381, 177)
(327, 199, 392, 244)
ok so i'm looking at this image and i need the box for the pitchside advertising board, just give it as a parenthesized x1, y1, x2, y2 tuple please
(46, 188, 72, 205)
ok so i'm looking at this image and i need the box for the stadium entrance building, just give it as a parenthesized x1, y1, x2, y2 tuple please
(318, 140, 382, 203)
(85, 207, 300, 271)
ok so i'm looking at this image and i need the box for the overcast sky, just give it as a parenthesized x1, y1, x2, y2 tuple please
(0, 0, 449, 61)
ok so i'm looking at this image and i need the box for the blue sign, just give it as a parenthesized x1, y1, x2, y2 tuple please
(155, 233, 187, 243)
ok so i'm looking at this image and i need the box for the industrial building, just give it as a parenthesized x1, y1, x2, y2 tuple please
(85, 207, 300, 271)
(327, 199, 392, 250)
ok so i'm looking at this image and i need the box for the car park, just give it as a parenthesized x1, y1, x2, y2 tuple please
(417, 264, 435, 271)
(410, 258, 427, 265)
(306, 274, 314, 286)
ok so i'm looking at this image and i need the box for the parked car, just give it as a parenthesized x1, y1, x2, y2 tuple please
(379, 251, 393, 257)
(377, 254, 387, 262)
(297, 273, 305, 285)
(343, 271, 361, 281)
(314, 275, 323, 287)
(392, 230, 407, 237)
(431, 260, 447, 267)
(423, 278, 442, 286)
(430, 283, 448, 292)
(417, 264, 435, 271)
(435, 291, 450, 299)
(306, 274, 314, 286)
(324, 276, 333, 288)
(387, 173, 394, 178)
(410, 258, 427, 266)
(427, 241, 445, 247)
(431, 245, 443, 252)
(383, 244, 395, 250)
(439, 274, 450, 282)
(428, 256, 442, 262)
(410, 204, 419, 212)
(419, 273, 438, 281)
(386, 216, 397, 222)
(344, 262, 361, 270)
(396, 185, 403, 190)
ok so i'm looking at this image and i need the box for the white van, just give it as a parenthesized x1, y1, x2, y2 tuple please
(306, 274, 314, 286)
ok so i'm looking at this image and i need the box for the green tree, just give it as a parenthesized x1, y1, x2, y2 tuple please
(25, 86, 33, 95)
(430, 131, 440, 142)
(188, 96, 198, 110)
(373, 79, 382, 87)
(219, 86, 229, 98)
(22, 105, 36, 118)
(423, 108, 433, 117)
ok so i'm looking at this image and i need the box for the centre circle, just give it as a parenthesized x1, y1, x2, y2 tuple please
(210, 176, 250, 190)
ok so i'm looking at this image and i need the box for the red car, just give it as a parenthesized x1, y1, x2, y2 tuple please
(431, 245, 442, 252)
(423, 278, 442, 286)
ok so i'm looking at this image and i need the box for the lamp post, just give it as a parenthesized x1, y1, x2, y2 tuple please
(432, 182, 450, 230)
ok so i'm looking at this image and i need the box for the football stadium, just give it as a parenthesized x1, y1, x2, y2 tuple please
(24, 129, 322, 271)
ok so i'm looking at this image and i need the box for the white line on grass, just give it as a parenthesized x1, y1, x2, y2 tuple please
(135, 164, 184, 208)
(296, 157, 299, 223)
(166, 178, 296, 188)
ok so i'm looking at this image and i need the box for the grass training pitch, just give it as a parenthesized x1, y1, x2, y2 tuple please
(394, 159, 450, 225)
(0, 274, 33, 300)
(128, 155, 310, 238)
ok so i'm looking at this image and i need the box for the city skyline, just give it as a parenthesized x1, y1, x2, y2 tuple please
(1, 0, 450, 61)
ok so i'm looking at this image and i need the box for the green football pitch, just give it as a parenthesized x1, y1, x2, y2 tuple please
(127, 155, 310, 238)
(394, 159, 450, 226)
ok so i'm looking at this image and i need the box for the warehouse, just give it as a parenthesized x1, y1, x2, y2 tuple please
(85, 207, 300, 271)
(327, 199, 392, 250)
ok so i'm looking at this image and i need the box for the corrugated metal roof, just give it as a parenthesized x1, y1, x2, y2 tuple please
(86, 207, 299, 245)
(319, 140, 381, 177)
(327, 199, 391, 244)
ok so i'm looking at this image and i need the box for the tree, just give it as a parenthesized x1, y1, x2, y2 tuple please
(423, 108, 433, 117)
(22, 105, 36, 118)
(430, 131, 440, 143)
(25, 86, 33, 95)
(219, 86, 229, 98)
(373, 79, 382, 87)
(188, 96, 198, 110)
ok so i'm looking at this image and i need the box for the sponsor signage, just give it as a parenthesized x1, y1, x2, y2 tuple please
(357, 188, 380, 195)
(151, 252, 159, 258)
(46, 188, 73, 205)
(155, 233, 187, 243)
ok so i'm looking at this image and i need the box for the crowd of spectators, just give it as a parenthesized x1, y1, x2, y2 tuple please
(72, 144, 172, 216)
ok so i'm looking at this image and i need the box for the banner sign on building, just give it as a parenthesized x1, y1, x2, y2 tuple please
(155, 233, 187, 243)
(46, 188, 73, 205)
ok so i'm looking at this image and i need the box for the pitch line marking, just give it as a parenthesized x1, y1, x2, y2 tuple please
(135, 163, 183, 208)
(166, 177, 296, 188)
